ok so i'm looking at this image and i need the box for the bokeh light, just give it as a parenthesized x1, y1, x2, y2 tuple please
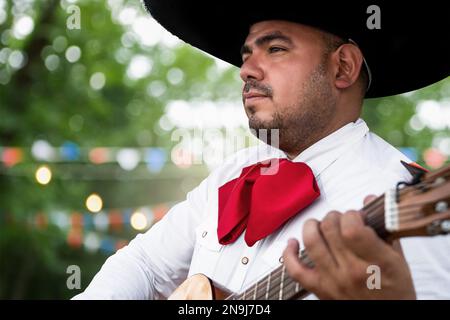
(12, 15, 34, 39)
(65, 45, 81, 63)
(130, 211, 148, 230)
(35, 165, 52, 185)
(89, 72, 106, 90)
(85, 193, 103, 213)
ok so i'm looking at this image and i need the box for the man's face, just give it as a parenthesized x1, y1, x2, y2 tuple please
(240, 20, 338, 154)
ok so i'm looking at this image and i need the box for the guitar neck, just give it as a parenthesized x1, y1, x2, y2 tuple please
(225, 194, 389, 300)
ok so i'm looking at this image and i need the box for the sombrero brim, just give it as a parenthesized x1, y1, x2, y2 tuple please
(144, 0, 450, 98)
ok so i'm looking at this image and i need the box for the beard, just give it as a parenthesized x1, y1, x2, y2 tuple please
(248, 61, 337, 155)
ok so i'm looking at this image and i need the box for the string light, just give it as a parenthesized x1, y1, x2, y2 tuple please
(86, 193, 103, 213)
(35, 165, 52, 185)
(130, 210, 148, 230)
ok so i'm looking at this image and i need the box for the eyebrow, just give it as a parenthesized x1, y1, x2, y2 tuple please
(240, 31, 294, 57)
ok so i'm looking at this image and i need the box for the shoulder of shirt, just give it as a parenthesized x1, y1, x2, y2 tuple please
(318, 130, 417, 212)
(349, 130, 414, 183)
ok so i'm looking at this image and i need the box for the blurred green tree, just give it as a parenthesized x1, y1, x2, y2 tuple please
(0, 0, 237, 299)
(0, 0, 448, 299)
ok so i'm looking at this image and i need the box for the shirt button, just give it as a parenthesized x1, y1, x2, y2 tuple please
(279, 256, 284, 264)
(241, 257, 249, 265)
(202, 231, 208, 238)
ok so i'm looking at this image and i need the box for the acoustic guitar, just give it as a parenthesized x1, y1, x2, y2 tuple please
(169, 161, 450, 300)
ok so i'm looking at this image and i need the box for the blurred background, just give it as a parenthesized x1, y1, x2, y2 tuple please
(0, 0, 448, 299)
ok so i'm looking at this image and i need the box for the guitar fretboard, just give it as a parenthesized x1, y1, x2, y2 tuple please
(225, 195, 388, 300)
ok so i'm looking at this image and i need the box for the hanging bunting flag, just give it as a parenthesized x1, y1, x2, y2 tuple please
(88, 147, 111, 164)
(31, 140, 55, 161)
(35, 212, 48, 229)
(153, 204, 169, 222)
(4, 203, 173, 255)
(398, 147, 418, 162)
(423, 148, 447, 169)
(100, 237, 114, 254)
(122, 208, 132, 229)
(145, 147, 167, 173)
(108, 209, 123, 232)
(51, 210, 70, 230)
(83, 213, 94, 231)
(115, 239, 129, 251)
(84, 231, 101, 253)
(71, 212, 83, 228)
(93, 211, 109, 232)
(7, 203, 174, 233)
(67, 227, 83, 248)
(116, 148, 141, 171)
(0, 145, 178, 174)
(60, 141, 80, 161)
(2, 147, 23, 167)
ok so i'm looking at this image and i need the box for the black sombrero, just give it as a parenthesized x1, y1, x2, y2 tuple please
(143, 0, 450, 98)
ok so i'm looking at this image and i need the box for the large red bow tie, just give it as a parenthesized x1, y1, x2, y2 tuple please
(218, 159, 320, 247)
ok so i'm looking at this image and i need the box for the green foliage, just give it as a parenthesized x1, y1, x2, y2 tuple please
(0, 0, 221, 299)
(0, 0, 448, 299)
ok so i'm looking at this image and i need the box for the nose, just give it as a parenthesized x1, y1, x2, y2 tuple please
(239, 55, 264, 82)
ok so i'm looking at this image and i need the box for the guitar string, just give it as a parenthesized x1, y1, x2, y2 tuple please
(229, 178, 442, 300)
(366, 207, 433, 233)
(266, 276, 307, 300)
(236, 207, 435, 300)
(241, 207, 416, 300)
(236, 204, 418, 300)
(231, 200, 393, 300)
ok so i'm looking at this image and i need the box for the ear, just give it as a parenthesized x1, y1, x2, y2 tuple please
(332, 44, 364, 90)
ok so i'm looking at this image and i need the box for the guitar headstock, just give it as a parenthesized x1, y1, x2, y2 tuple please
(385, 164, 450, 240)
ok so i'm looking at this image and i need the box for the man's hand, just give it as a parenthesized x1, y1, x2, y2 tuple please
(283, 195, 416, 300)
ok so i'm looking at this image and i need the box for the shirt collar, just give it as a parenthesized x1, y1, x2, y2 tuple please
(290, 118, 369, 177)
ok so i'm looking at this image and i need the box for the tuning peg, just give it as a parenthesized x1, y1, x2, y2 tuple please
(428, 220, 450, 235)
(441, 220, 450, 233)
(435, 201, 448, 213)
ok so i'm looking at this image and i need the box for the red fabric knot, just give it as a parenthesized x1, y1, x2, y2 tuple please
(218, 158, 320, 247)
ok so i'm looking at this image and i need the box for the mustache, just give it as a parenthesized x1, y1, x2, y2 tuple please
(243, 79, 273, 97)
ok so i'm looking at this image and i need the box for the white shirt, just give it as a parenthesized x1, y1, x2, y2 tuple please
(73, 119, 450, 300)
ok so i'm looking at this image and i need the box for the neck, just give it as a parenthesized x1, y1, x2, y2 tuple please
(283, 119, 353, 160)
(284, 108, 361, 160)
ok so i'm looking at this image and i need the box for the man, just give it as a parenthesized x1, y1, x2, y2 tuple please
(73, 1, 450, 299)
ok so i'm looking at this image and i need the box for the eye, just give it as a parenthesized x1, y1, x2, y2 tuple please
(268, 46, 286, 54)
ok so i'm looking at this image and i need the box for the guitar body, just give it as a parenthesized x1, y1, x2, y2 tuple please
(168, 274, 228, 300)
